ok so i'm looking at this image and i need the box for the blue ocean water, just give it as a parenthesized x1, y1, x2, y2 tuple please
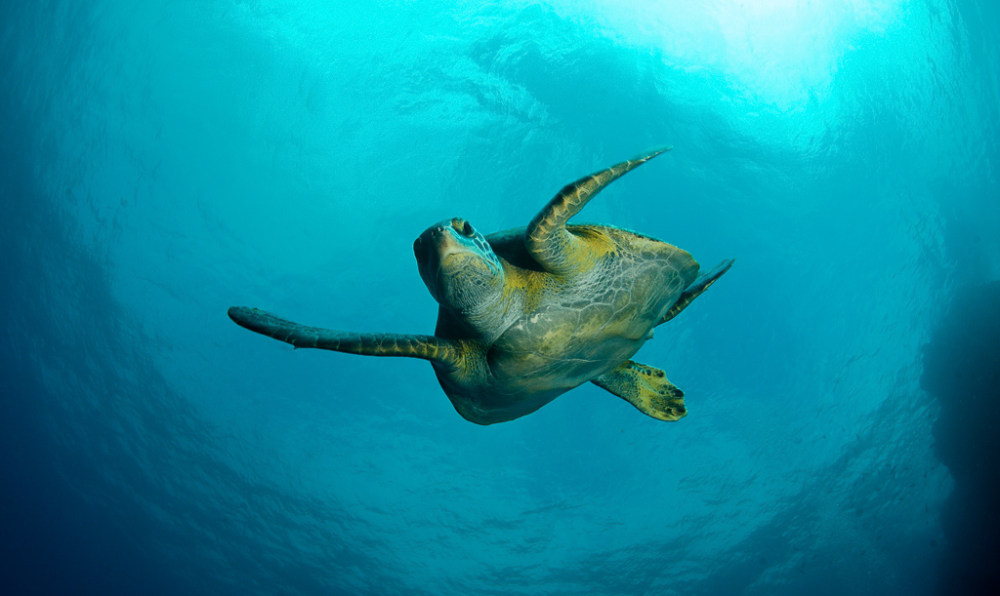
(2, 0, 998, 594)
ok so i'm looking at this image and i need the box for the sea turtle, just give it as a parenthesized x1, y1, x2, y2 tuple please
(229, 147, 733, 425)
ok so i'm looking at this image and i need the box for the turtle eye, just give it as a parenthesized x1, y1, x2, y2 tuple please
(451, 218, 475, 238)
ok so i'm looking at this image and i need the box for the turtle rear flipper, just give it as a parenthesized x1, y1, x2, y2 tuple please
(525, 146, 671, 275)
(592, 360, 686, 421)
(228, 307, 461, 372)
(658, 258, 735, 326)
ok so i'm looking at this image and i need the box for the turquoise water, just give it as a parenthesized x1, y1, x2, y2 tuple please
(1, 1, 998, 594)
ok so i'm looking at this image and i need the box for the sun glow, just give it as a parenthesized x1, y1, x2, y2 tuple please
(571, 0, 908, 110)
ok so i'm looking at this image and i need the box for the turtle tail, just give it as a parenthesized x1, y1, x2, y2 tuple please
(657, 258, 735, 326)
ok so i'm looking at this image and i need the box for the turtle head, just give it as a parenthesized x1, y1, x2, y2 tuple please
(414, 218, 504, 313)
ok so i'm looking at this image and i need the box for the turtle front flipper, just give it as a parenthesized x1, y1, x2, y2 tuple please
(592, 360, 687, 421)
(228, 307, 462, 372)
(526, 146, 671, 275)
(657, 258, 735, 326)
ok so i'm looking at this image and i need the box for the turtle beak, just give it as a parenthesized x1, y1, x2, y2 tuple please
(416, 222, 464, 259)
(413, 234, 430, 262)
(415, 222, 461, 302)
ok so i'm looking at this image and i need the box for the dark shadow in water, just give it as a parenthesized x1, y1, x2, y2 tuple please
(0, 25, 380, 596)
(0, 70, 183, 596)
(922, 281, 1000, 596)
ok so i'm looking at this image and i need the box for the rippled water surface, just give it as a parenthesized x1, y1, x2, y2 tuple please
(2, 1, 998, 594)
